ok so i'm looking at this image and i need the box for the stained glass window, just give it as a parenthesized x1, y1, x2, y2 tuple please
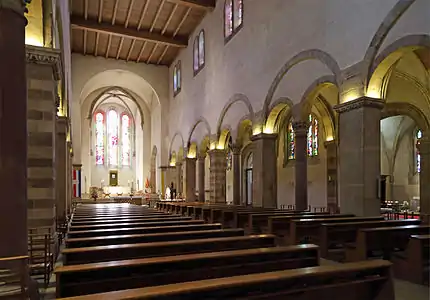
(107, 109, 119, 166)
(94, 112, 105, 165)
(177, 61, 181, 90)
(121, 114, 131, 166)
(308, 114, 318, 157)
(233, 0, 243, 29)
(193, 38, 199, 72)
(173, 65, 178, 93)
(287, 123, 295, 159)
(416, 129, 422, 173)
(198, 30, 205, 67)
(224, 0, 233, 38)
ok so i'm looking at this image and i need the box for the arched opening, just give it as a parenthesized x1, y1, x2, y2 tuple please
(244, 152, 253, 206)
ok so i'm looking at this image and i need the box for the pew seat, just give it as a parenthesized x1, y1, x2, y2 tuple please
(69, 219, 204, 231)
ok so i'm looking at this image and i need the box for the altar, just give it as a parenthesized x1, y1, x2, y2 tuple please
(102, 186, 131, 195)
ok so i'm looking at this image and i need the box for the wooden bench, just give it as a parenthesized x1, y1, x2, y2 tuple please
(70, 216, 192, 226)
(57, 260, 394, 300)
(72, 213, 166, 220)
(69, 220, 205, 231)
(319, 219, 421, 258)
(67, 223, 223, 239)
(392, 234, 429, 285)
(288, 216, 385, 245)
(345, 225, 430, 262)
(267, 213, 355, 241)
(247, 211, 330, 234)
(62, 234, 276, 265)
(55, 244, 319, 297)
(65, 228, 245, 248)
(216, 207, 280, 227)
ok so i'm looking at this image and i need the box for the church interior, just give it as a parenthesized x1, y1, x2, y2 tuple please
(0, 0, 429, 299)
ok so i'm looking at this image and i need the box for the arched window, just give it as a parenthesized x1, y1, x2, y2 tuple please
(224, 0, 243, 41)
(107, 109, 119, 166)
(94, 111, 105, 165)
(193, 30, 205, 75)
(121, 114, 131, 166)
(173, 61, 181, 96)
(286, 114, 319, 161)
(416, 129, 422, 173)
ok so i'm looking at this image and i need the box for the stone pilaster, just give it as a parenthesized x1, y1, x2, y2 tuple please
(324, 140, 338, 213)
(209, 149, 227, 203)
(55, 116, 68, 223)
(293, 121, 309, 211)
(26, 45, 61, 233)
(251, 133, 277, 208)
(176, 162, 183, 197)
(0, 0, 28, 258)
(418, 135, 430, 223)
(232, 146, 241, 205)
(185, 157, 197, 202)
(334, 97, 384, 216)
(66, 142, 72, 215)
(197, 156, 206, 202)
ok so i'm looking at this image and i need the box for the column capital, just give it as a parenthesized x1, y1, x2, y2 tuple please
(26, 45, 62, 80)
(175, 161, 183, 167)
(185, 156, 197, 162)
(324, 140, 336, 148)
(292, 121, 309, 136)
(334, 96, 385, 114)
(208, 148, 226, 156)
(231, 144, 241, 155)
(0, 0, 28, 15)
(250, 133, 277, 142)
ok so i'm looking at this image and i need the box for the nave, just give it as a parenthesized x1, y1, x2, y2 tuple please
(46, 202, 429, 299)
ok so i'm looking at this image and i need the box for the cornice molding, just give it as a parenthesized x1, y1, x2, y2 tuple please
(250, 133, 277, 142)
(0, 0, 28, 15)
(334, 97, 385, 114)
(26, 45, 62, 80)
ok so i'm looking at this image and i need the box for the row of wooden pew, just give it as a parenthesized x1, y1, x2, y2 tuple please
(54, 203, 397, 299)
(157, 201, 430, 285)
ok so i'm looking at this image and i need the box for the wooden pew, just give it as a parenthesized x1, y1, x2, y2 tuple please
(392, 234, 429, 285)
(67, 223, 223, 239)
(71, 214, 174, 222)
(288, 216, 385, 245)
(267, 213, 355, 241)
(319, 219, 421, 258)
(57, 260, 395, 300)
(62, 234, 276, 265)
(70, 216, 192, 226)
(247, 211, 330, 234)
(69, 220, 205, 231)
(55, 244, 320, 298)
(72, 212, 166, 219)
(65, 228, 245, 248)
(217, 207, 280, 227)
(345, 224, 430, 262)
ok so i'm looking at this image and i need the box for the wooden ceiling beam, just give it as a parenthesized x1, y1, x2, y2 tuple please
(167, 0, 215, 10)
(71, 16, 188, 48)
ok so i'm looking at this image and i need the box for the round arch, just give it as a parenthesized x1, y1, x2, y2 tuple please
(265, 97, 294, 134)
(186, 117, 212, 148)
(382, 102, 430, 133)
(168, 131, 185, 159)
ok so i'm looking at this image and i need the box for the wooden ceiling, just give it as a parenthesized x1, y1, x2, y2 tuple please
(70, 0, 215, 66)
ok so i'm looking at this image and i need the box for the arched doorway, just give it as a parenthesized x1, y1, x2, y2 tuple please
(245, 152, 253, 206)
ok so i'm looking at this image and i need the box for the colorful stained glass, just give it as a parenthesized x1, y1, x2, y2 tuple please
(308, 114, 319, 157)
(288, 123, 295, 159)
(107, 109, 119, 166)
(416, 129, 422, 173)
(198, 31, 205, 67)
(95, 112, 105, 165)
(177, 62, 181, 89)
(225, 0, 233, 38)
(173, 65, 178, 92)
(121, 114, 131, 166)
(193, 38, 199, 72)
(233, 0, 243, 29)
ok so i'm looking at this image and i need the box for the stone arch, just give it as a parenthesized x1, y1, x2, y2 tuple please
(367, 34, 430, 98)
(236, 118, 253, 148)
(87, 86, 145, 129)
(218, 125, 234, 150)
(186, 117, 212, 148)
(216, 93, 255, 140)
(265, 97, 294, 134)
(263, 49, 341, 121)
(382, 102, 430, 133)
(168, 131, 185, 159)
(363, 0, 417, 87)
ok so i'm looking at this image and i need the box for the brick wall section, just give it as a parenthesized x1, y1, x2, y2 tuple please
(209, 149, 227, 203)
(26, 46, 61, 232)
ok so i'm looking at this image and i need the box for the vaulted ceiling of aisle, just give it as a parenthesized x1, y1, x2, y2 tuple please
(70, 0, 215, 66)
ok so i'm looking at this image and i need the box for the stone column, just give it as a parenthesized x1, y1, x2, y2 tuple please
(324, 140, 338, 213)
(334, 97, 384, 216)
(209, 149, 227, 203)
(0, 0, 28, 258)
(55, 116, 68, 223)
(176, 162, 183, 197)
(66, 142, 72, 215)
(232, 146, 241, 205)
(197, 155, 206, 202)
(185, 157, 197, 202)
(293, 122, 309, 211)
(418, 135, 430, 223)
(251, 133, 277, 208)
(26, 46, 61, 233)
